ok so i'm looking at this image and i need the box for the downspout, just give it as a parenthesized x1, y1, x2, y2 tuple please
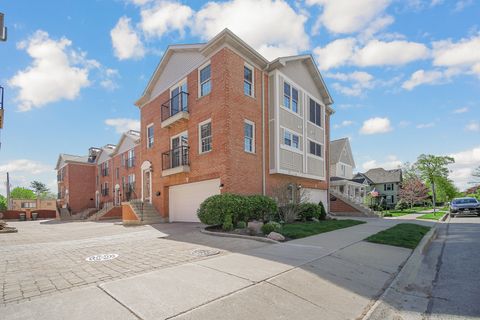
(261, 71, 266, 195)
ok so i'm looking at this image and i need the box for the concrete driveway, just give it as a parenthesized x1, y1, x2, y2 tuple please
(0, 218, 434, 320)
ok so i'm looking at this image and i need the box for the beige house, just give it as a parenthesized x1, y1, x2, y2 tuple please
(329, 138, 369, 204)
(11, 199, 57, 211)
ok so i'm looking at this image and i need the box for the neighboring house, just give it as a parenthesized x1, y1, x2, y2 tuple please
(56, 29, 335, 222)
(354, 168, 403, 208)
(55, 130, 141, 215)
(134, 28, 334, 222)
(329, 138, 369, 203)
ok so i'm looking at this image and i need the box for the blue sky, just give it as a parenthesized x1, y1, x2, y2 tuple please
(0, 0, 479, 194)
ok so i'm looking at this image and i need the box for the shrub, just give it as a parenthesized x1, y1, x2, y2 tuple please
(318, 201, 327, 220)
(395, 199, 409, 211)
(383, 213, 393, 217)
(245, 195, 277, 222)
(197, 193, 247, 229)
(278, 204, 300, 223)
(236, 221, 246, 229)
(222, 213, 234, 231)
(261, 221, 282, 234)
(298, 203, 321, 221)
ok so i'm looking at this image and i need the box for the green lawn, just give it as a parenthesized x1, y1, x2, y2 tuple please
(365, 223, 431, 249)
(417, 211, 447, 220)
(281, 220, 366, 239)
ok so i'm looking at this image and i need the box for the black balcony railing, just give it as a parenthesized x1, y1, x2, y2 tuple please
(57, 174, 63, 182)
(57, 192, 62, 199)
(101, 168, 109, 177)
(161, 91, 189, 122)
(162, 146, 189, 170)
(101, 188, 109, 197)
(125, 157, 135, 168)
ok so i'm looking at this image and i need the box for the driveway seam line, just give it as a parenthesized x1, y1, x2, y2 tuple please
(97, 285, 144, 320)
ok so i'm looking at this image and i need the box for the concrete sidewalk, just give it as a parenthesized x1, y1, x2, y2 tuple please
(1, 219, 429, 320)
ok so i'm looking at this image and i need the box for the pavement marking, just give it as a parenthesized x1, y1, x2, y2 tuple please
(85, 254, 120, 262)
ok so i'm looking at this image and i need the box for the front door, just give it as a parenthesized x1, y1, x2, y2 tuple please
(170, 81, 188, 115)
(143, 169, 151, 203)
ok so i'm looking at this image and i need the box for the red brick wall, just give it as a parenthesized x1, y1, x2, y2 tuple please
(64, 163, 96, 214)
(100, 206, 122, 220)
(1, 210, 24, 220)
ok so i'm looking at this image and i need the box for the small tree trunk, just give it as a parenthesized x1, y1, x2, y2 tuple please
(431, 180, 436, 213)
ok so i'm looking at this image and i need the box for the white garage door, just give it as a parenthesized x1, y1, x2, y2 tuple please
(304, 188, 329, 213)
(169, 178, 221, 222)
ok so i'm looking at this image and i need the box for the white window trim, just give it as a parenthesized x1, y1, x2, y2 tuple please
(198, 61, 211, 98)
(282, 81, 299, 114)
(170, 130, 189, 149)
(146, 123, 154, 149)
(244, 119, 255, 153)
(170, 78, 187, 94)
(198, 118, 212, 154)
(244, 63, 255, 98)
(280, 127, 302, 154)
(307, 138, 324, 159)
(307, 96, 324, 129)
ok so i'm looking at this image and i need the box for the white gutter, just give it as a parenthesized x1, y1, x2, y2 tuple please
(261, 70, 266, 195)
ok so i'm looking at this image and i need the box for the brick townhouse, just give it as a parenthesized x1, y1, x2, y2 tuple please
(56, 29, 334, 223)
(134, 29, 334, 222)
(55, 130, 141, 217)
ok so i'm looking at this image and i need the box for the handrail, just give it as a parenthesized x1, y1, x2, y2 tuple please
(161, 91, 189, 122)
(123, 185, 143, 222)
(162, 145, 189, 170)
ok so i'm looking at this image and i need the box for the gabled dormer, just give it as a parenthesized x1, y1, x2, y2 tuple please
(330, 138, 355, 179)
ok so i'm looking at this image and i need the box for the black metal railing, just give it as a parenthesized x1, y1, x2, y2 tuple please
(101, 168, 109, 177)
(101, 187, 109, 196)
(161, 91, 189, 122)
(57, 174, 63, 182)
(162, 146, 189, 170)
(121, 185, 144, 222)
(125, 157, 135, 168)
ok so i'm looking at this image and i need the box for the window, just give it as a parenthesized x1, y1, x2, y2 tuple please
(199, 64, 211, 97)
(341, 164, 346, 176)
(128, 174, 135, 190)
(283, 82, 298, 113)
(121, 153, 125, 167)
(283, 130, 300, 149)
(21, 202, 36, 209)
(244, 65, 253, 96)
(122, 176, 125, 190)
(101, 161, 109, 177)
(147, 124, 154, 148)
(199, 120, 212, 153)
(309, 98, 322, 127)
(127, 149, 135, 167)
(115, 167, 119, 179)
(385, 183, 394, 191)
(309, 141, 322, 158)
(244, 121, 255, 153)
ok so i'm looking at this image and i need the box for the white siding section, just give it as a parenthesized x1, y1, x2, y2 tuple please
(278, 60, 324, 104)
(151, 51, 205, 99)
(116, 136, 137, 155)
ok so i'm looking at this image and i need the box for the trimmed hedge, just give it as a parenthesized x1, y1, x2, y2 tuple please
(197, 193, 278, 230)
(298, 203, 322, 221)
(261, 221, 282, 234)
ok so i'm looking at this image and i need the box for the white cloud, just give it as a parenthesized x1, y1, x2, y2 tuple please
(362, 155, 402, 171)
(399, 120, 411, 128)
(0, 159, 55, 196)
(449, 145, 480, 190)
(416, 122, 435, 129)
(327, 71, 375, 96)
(466, 121, 480, 132)
(453, 107, 469, 114)
(333, 120, 354, 129)
(353, 39, 430, 67)
(105, 118, 140, 134)
(401, 69, 445, 90)
(432, 34, 480, 76)
(454, 0, 473, 12)
(314, 38, 356, 70)
(0, 159, 52, 175)
(360, 117, 393, 135)
(140, 1, 193, 38)
(314, 38, 429, 70)
(111, 16, 145, 60)
(8, 31, 91, 111)
(192, 0, 309, 60)
(307, 0, 391, 34)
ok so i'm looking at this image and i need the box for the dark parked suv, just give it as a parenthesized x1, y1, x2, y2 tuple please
(449, 197, 480, 217)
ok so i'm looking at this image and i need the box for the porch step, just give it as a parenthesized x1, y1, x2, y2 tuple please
(329, 189, 378, 217)
(128, 200, 165, 224)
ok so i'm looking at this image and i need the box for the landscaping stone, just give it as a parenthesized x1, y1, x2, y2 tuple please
(247, 221, 263, 235)
(0, 220, 18, 233)
(267, 231, 285, 241)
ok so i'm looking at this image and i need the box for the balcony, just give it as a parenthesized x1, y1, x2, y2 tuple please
(162, 146, 190, 176)
(101, 188, 109, 197)
(101, 168, 109, 177)
(57, 174, 64, 182)
(161, 91, 189, 128)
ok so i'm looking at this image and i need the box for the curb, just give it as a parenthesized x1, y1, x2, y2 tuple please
(200, 227, 279, 244)
(361, 224, 439, 320)
(440, 212, 449, 222)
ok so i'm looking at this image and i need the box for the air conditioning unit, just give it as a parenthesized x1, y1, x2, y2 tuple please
(0, 13, 7, 42)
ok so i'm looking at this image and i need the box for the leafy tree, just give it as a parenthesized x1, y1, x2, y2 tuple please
(415, 154, 455, 211)
(401, 162, 419, 181)
(0, 194, 7, 211)
(10, 187, 36, 200)
(38, 191, 57, 200)
(30, 181, 49, 196)
(399, 177, 429, 208)
(432, 177, 458, 203)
